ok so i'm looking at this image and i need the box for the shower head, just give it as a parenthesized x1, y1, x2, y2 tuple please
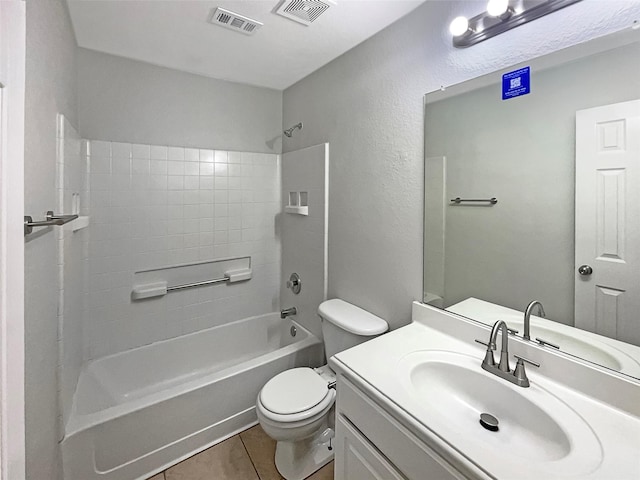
(284, 122, 303, 137)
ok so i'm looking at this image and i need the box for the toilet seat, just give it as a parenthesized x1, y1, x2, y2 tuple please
(258, 368, 335, 423)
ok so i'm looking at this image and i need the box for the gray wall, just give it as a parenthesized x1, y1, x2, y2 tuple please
(280, 144, 329, 340)
(24, 1, 78, 479)
(282, 5, 428, 330)
(77, 48, 283, 153)
(425, 42, 640, 324)
(282, 0, 640, 330)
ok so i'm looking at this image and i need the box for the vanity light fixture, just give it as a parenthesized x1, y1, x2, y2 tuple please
(486, 0, 510, 18)
(450, 0, 582, 48)
(449, 16, 471, 37)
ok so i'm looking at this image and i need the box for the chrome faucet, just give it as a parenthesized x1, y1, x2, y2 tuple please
(476, 320, 539, 388)
(523, 300, 545, 341)
(487, 320, 510, 372)
(280, 307, 297, 319)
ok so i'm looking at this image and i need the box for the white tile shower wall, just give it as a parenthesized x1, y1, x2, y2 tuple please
(280, 144, 329, 340)
(56, 115, 89, 436)
(85, 141, 281, 359)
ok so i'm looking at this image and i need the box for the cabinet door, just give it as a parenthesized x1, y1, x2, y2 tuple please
(335, 415, 405, 480)
(338, 376, 470, 479)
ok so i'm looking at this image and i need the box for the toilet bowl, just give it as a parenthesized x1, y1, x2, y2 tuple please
(256, 365, 336, 480)
(256, 299, 388, 480)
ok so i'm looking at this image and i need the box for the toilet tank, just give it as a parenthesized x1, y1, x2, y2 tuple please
(318, 299, 388, 360)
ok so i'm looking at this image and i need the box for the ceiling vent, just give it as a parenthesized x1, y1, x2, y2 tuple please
(208, 7, 263, 36)
(275, 0, 336, 26)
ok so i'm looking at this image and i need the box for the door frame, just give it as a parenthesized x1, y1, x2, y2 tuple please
(0, 1, 26, 478)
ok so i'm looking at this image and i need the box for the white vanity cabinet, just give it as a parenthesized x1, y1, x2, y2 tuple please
(332, 303, 640, 480)
(334, 374, 468, 480)
(334, 416, 404, 480)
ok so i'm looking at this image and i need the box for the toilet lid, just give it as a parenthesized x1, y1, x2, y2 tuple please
(260, 368, 330, 415)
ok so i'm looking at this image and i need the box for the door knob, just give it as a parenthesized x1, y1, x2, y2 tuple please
(578, 265, 593, 276)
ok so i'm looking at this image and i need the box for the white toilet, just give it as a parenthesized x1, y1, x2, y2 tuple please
(256, 298, 388, 480)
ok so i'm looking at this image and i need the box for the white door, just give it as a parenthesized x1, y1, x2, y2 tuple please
(0, 1, 26, 479)
(575, 100, 640, 347)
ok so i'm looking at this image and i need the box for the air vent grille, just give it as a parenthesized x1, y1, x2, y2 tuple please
(217, 12, 231, 24)
(208, 7, 263, 36)
(275, 0, 336, 26)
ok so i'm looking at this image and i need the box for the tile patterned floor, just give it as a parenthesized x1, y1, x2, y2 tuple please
(147, 425, 334, 480)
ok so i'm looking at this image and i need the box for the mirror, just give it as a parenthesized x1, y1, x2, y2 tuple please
(423, 27, 640, 380)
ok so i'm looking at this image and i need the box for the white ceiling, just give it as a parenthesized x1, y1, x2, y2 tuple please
(67, 0, 427, 90)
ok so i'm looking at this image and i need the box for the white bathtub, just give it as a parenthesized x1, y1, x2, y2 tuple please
(61, 313, 323, 480)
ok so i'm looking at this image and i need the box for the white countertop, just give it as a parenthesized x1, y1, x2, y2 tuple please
(331, 302, 640, 480)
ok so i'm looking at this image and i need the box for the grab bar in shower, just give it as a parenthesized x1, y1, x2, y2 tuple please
(450, 197, 498, 205)
(167, 276, 229, 292)
(167, 268, 252, 292)
(24, 211, 79, 235)
(132, 267, 252, 300)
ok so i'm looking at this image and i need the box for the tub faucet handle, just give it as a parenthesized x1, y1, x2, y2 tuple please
(286, 273, 302, 294)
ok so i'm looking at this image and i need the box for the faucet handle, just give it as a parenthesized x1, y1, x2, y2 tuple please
(535, 337, 560, 350)
(513, 355, 540, 388)
(513, 354, 540, 368)
(475, 339, 496, 367)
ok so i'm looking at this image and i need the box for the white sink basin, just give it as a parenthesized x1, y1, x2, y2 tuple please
(398, 350, 603, 477)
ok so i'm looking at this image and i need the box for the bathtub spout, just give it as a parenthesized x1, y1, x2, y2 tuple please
(281, 307, 297, 319)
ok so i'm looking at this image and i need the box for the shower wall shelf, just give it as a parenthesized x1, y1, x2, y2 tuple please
(286, 191, 309, 215)
(285, 205, 308, 215)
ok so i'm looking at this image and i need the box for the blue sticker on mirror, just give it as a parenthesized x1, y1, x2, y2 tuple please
(502, 67, 530, 100)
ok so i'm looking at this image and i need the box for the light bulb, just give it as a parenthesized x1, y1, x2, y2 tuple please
(487, 0, 509, 17)
(449, 16, 470, 37)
